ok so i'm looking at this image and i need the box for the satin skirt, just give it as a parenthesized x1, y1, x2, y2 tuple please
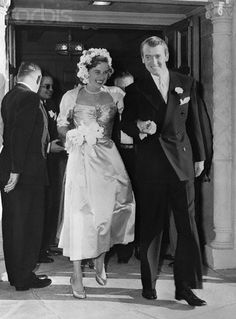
(58, 139, 135, 261)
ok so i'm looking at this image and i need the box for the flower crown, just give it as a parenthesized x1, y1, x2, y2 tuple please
(77, 48, 112, 84)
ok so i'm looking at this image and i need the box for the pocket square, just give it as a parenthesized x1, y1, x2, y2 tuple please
(180, 97, 190, 105)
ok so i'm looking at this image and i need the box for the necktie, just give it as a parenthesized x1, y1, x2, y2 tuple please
(158, 78, 168, 103)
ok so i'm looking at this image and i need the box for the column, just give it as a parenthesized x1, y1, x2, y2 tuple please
(205, 0, 236, 268)
(232, 0, 236, 250)
(0, 0, 11, 280)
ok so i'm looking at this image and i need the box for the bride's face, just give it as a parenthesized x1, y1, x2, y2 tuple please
(88, 62, 110, 88)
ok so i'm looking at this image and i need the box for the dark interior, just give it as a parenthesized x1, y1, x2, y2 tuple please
(16, 26, 163, 100)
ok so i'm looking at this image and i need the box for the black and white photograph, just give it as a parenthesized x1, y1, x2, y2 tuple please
(0, 1, 235, 318)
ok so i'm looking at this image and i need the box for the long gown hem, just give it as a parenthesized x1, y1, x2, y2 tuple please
(58, 98, 135, 260)
(60, 237, 134, 261)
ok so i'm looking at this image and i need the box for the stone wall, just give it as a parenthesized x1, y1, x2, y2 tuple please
(199, 13, 215, 249)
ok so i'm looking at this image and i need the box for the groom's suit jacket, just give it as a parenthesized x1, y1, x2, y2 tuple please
(0, 83, 49, 186)
(121, 70, 205, 182)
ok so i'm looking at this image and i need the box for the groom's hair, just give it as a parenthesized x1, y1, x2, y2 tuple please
(140, 36, 169, 58)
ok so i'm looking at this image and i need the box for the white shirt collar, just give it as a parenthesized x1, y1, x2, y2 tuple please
(151, 71, 169, 88)
(151, 71, 169, 103)
(17, 81, 34, 92)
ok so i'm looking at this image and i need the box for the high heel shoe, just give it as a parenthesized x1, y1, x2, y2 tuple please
(70, 278, 87, 299)
(95, 264, 107, 286)
(95, 273, 107, 286)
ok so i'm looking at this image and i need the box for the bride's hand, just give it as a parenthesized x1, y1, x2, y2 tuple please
(146, 121, 157, 135)
(137, 120, 157, 135)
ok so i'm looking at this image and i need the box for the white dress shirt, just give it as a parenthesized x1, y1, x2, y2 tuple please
(151, 72, 170, 103)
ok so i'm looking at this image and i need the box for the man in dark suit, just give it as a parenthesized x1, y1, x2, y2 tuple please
(38, 73, 65, 263)
(121, 36, 206, 306)
(0, 62, 52, 291)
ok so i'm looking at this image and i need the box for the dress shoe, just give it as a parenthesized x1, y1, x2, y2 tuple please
(72, 288, 87, 299)
(48, 248, 62, 256)
(10, 274, 48, 287)
(95, 274, 107, 286)
(95, 264, 107, 286)
(142, 289, 157, 300)
(36, 274, 48, 280)
(175, 287, 207, 306)
(15, 277, 52, 291)
(70, 278, 86, 299)
(95, 261, 107, 286)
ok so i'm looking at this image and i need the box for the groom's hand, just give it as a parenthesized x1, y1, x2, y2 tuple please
(137, 120, 157, 135)
(194, 161, 204, 177)
(4, 172, 20, 193)
(50, 139, 65, 153)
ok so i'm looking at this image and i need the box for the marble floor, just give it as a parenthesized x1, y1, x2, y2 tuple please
(0, 253, 236, 319)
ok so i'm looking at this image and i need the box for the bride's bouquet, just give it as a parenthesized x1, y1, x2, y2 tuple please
(65, 121, 104, 152)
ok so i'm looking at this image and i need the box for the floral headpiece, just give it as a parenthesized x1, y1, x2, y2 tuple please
(77, 48, 112, 84)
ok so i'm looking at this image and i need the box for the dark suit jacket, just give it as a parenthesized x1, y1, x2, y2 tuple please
(195, 95, 213, 180)
(42, 99, 67, 184)
(121, 70, 206, 182)
(42, 99, 59, 141)
(0, 84, 48, 186)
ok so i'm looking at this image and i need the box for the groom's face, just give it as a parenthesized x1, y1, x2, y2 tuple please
(142, 44, 169, 76)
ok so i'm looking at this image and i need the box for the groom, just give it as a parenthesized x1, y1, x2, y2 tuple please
(121, 36, 206, 306)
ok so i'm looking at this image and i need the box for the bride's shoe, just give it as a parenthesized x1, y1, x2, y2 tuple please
(70, 277, 87, 299)
(95, 273, 107, 286)
(95, 264, 107, 286)
(72, 288, 87, 299)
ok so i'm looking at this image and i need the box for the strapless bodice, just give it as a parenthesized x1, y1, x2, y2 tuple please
(73, 103, 117, 138)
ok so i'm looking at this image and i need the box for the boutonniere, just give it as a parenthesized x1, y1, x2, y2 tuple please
(48, 110, 57, 120)
(175, 87, 184, 94)
(173, 87, 190, 105)
(180, 97, 190, 105)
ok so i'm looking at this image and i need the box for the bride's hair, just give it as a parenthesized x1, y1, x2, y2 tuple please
(87, 55, 112, 72)
(77, 48, 114, 84)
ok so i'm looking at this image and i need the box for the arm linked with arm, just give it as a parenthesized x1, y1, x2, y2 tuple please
(120, 87, 141, 139)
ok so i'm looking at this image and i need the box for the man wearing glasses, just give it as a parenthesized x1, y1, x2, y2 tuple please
(38, 73, 65, 264)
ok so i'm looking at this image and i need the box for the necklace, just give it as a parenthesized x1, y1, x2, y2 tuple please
(84, 86, 101, 94)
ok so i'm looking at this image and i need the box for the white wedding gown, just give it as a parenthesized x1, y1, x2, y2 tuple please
(58, 86, 135, 260)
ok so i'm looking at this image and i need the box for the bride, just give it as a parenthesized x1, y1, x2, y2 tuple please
(57, 48, 135, 299)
